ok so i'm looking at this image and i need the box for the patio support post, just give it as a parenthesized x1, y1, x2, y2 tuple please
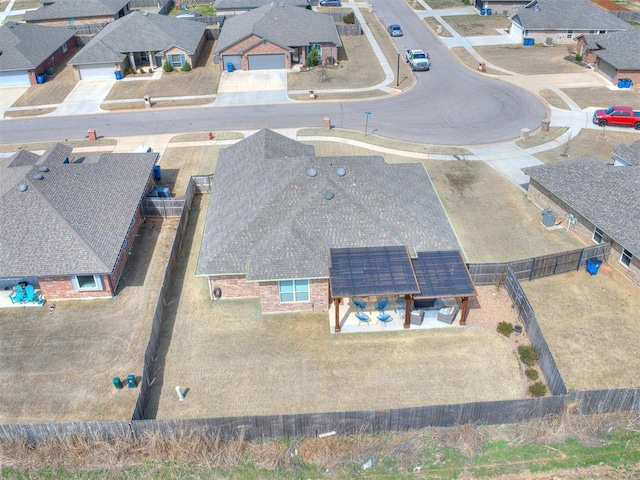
(148, 51, 154, 70)
(460, 296, 469, 325)
(129, 52, 136, 72)
(403, 294, 411, 329)
(334, 297, 341, 333)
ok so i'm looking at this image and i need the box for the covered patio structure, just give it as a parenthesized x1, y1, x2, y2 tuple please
(329, 246, 477, 333)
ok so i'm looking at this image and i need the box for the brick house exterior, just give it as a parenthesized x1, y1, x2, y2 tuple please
(25, 36, 78, 85)
(24, 0, 130, 27)
(575, 31, 640, 86)
(523, 143, 640, 289)
(0, 146, 158, 302)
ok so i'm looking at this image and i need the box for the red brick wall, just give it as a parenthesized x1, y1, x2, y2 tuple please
(38, 275, 112, 300)
(33, 37, 77, 81)
(109, 208, 145, 293)
(259, 278, 329, 313)
(208, 275, 261, 299)
(527, 180, 640, 287)
(27, 16, 115, 27)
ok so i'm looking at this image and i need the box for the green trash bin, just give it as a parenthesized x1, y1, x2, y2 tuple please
(113, 377, 123, 389)
(126, 374, 137, 388)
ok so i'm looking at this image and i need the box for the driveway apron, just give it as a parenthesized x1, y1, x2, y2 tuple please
(215, 70, 290, 106)
(0, 86, 30, 118)
(47, 79, 116, 116)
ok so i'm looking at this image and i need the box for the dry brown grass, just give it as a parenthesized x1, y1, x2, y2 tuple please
(539, 88, 570, 109)
(515, 126, 568, 149)
(424, 17, 454, 37)
(157, 144, 221, 194)
(561, 86, 640, 110)
(0, 138, 117, 154)
(473, 45, 587, 75)
(440, 14, 511, 36)
(451, 46, 508, 75)
(10, 55, 79, 107)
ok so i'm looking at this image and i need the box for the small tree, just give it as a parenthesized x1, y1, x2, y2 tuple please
(181, 61, 192, 72)
(342, 12, 355, 24)
(163, 60, 173, 72)
(306, 46, 319, 67)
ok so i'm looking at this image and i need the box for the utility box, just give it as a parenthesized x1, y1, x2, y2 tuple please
(88, 129, 98, 141)
(542, 209, 556, 227)
(144, 95, 151, 108)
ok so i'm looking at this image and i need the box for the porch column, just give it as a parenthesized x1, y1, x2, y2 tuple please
(148, 51, 154, 70)
(460, 296, 469, 326)
(129, 52, 136, 71)
(334, 297, 341, 333)
(403, 294, 411, 329)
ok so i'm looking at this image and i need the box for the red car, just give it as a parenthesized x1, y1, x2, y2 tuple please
(592, 106, 640, 129)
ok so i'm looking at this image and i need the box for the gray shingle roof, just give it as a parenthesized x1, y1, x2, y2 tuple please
(580, 30, 640, 70)
(612, 140, 640, 166)
(0, 146, 158, 278)
(215, 3, 342, 54)
(196, 130, 460, 281)
(522, 149, 640, 256)
(0, 22, 75, 72)
(512, 0, 630, 31)
(24, 0, 130, 22)
(69, 11, 206, 65)
(214, 0, 308, 11)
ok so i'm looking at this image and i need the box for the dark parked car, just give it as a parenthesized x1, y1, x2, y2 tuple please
(319, 0, 341, 5)
(387, 24, 403, 37)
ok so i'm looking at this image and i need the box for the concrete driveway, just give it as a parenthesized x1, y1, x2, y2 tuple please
(48, 79, 116, 116)
(0, 86, 29, 118)
(215, 70, 290, 106)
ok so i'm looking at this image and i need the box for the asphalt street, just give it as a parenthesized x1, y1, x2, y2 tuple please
(0, 1, 546, 146)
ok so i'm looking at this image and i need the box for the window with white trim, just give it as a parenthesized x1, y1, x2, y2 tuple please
(60, 43, 68, 54)
(567, 30, 573, 39)
(278, 280, 309, 302)
(620, 249, 632, 268)
(593, 227, 603, 244)
(72, 275, 103, 291)
(168, 54, 183, 68)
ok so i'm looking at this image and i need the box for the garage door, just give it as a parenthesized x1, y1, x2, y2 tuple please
(221, 55, 242, 71)
(510, 23, 523, 41)
(78, 64, 115, 80)
(248, 54, 285, 70)
(0, 70, 31, 87)
(597, 60, 616, 82)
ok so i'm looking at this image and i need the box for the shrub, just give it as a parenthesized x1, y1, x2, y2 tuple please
(125, 67, 134, 75)
(496, 321, 513, 337)
(529, 382, 547, 397)
(148, 68, 153, 74)
(138, 68, 145, 74)
(525, 368, 539, 381)
(306, 47, 319, 67)
(518, 344, 541, 366)
(181, 62, 192, 72)
(575, 54, 583, 62)
(342, 12, 355, 24)
(163, 60, 173, 72)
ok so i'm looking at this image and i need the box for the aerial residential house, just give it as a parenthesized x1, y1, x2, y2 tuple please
(509, 0, 630, 45)
(0, 145, 158, 300)
(0, 22, 76, 87)
(196, 129, 477, 331)
(24, 0, 131, 27)
(522, 141, 640, 288)
(473, 1, 529, 16)
(215, 2, 341, 70)
(575, 30, 640, 86)
(68, 11, 206, 80)
(212, 0, 308, 15)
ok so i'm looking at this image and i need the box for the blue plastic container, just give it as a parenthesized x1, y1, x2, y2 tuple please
(153, 164, 161, 180)
(480, 8, 485, 15)
(127, 374, 137, 388)
(226, 62, 234, 73)
(113, 377, 123, 389)
(618, 78, 626, 88)
(586, 258, 603, 275)
(487, 8, 492, 15)
(36, 73, 47, 84)
(114, 70, 122, 80)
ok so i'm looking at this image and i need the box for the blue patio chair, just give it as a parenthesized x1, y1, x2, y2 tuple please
(375, 297, 388, 312)
(377, 313, 392, 325)
(352, 297, 367, 310)
(9, 285, 26, 304)
(22, 285, 44, 305)
(355, 312, 370, 324)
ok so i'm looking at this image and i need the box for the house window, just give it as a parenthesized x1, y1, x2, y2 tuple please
(168, 54, 183, 68)
(620, 249, 633, 268)
(72, 275, 103, 291)
(567, 30, 573, 39)
(593, 227, 603, 244)
(60, 43, 68, 54)
(278, 280, 309, 303)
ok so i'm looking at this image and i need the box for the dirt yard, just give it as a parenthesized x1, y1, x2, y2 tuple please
(0, 218, 178, 424)
(441, 14, 511, 36)
(148, 196, 525, 420)
(522, 264, 640, 391)
(472, 45, 588, 75)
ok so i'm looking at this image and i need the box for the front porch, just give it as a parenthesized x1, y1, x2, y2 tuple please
(329, 297, 461, 334)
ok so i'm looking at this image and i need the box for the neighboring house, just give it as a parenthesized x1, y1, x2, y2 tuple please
(576, 30, 640, 85)
(473, 1, 528, 16)
(522, 140, 640, 288)
(0, 22, 76, 87)
(0, 144, 158, 300)
(509, 0, 630, 44)
(213, 0, 308, 15)
(215, 2, 341, 70)
(24, 0, 131, 27)
(195, 129, 463, 313)
(68, 11, 206, 80)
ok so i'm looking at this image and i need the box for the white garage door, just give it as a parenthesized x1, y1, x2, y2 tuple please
(248, 54, 285, 70)
(0, 70, 31, 87)
(78, 64, 115, 80)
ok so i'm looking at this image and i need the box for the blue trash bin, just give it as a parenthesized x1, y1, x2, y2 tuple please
(126, 374, 137, 388)
(153, 164, 161, 180)
(480, 8, 485, 15)
(586, 258, 603, 275)
(618, 78, 626, 88)
(487, 8, 492, 15)
(226, 62, 234, 73)
(113, 377, 123, 389)
(36, 73, 47, 84)
(115, 70, 122, 80)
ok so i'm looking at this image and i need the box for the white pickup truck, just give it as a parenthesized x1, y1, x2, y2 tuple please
(405, 49, 430, 71)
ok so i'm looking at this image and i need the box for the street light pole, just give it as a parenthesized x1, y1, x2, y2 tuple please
(364, 111, 371, 136)
(396, 53, 400, 87)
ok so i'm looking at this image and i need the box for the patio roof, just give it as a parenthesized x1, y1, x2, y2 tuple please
(412, 250, 478, 299)
(329, 246, 420, 298)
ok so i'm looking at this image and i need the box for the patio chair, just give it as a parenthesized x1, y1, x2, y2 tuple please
(9, 285, 25, 304)
(352, 297, 367, 310)
(437, 305, 459, 324)
(375, 297, 388, 312)
(22, 285, 43, 305)
(377, 312, 392, 325)
(355, 312, 370, 324)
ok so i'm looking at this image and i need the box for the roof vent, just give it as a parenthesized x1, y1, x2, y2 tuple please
(324, 191, 334, 200)
(18, 183, 28, 192)
(279, 1, 285, 5)
(142, 11, 149, 15)
(33, 172, 44, 180)
(336, 167, 346, 177)
(307, 168, 317, 177)
(39, 165, 49, 172)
